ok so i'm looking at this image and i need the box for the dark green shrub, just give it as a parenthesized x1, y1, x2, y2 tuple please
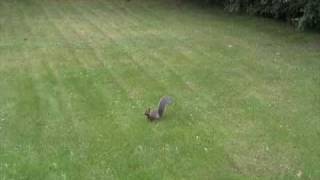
(198, 0, 320, 31)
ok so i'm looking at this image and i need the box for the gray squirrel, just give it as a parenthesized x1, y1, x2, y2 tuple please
(145, 96, 173, 121)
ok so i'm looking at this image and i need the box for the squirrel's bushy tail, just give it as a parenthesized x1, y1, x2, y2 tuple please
(158, 96, 173, 117)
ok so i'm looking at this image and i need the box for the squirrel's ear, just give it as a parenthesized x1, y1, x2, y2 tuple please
(145, 108, 150, 115)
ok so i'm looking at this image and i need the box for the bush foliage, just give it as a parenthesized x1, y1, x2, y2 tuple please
(204, 0, 320, 30)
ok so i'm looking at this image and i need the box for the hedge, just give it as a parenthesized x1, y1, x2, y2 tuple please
(203, 0, 320, 31)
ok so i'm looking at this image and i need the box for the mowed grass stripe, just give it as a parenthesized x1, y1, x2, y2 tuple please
(40, 2, 143, 135)
(55, 0, 153, 126)
(40, 2, 151, 151)
(13, 1, 89, 170)
(1, 2, 66, 179)
(38, 2, 123, 148)
(20, 0, 90, 139)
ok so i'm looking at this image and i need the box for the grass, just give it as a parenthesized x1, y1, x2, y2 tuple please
(0, 0, 320, 179)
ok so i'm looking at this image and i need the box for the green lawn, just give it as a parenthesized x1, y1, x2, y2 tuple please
(1, 0, 320, 179)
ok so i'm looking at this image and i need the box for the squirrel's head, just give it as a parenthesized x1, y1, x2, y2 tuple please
(144, 108, 151, 116)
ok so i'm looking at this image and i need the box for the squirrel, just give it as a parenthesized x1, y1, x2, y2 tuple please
(145, 96, 173, 121)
